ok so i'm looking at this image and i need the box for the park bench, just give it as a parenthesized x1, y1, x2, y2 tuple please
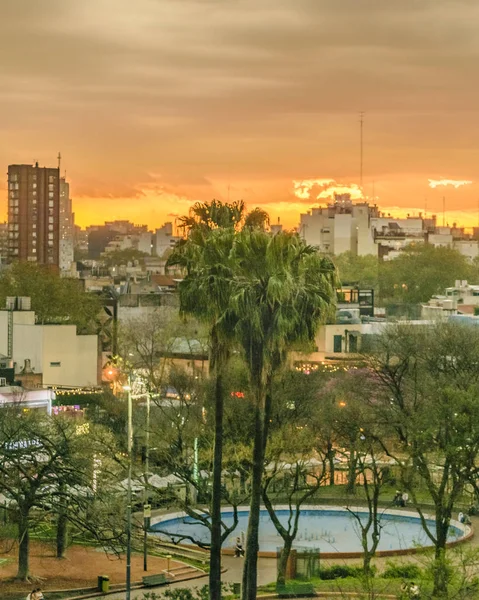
(142, 573, 169, 587)
(276, 582, 315, 597)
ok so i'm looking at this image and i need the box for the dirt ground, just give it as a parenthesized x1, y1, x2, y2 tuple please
(0, 539, 181, 598)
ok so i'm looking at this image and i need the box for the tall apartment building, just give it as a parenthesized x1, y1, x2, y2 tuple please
(59, 177, 74, 272)
(7, 163, 60, 267)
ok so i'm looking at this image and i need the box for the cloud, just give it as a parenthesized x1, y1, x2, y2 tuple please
(428, 179, 473, 189)
(2, 0, 479, 228)
(293, 179, 364, 201)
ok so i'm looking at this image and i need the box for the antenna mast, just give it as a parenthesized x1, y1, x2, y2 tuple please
(57, 151, 62, 173)
(359, 112, 364, 189)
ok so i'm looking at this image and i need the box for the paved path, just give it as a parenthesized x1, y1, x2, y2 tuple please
(85, 555, 276, 600)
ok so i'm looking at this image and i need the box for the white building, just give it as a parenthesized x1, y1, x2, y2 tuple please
(293, 320, 432, 363)
(0, 301, 99, 387)
(421, 280, 479, 319)
(0, 385, 54, 413)
(299, 195, 377, 256)
(155, 223, 182, 258)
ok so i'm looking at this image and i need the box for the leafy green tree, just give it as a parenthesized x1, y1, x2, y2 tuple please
(333, 252, 379, 290)
(0, 262, 100, 332)
(228, 230, 337, 600)
(368, 322, 479, 597)
(0, 407, 119, 579)
(378, 244, 472, 305)
(262, 372, 330, 585)
(101, 248, 148, 267)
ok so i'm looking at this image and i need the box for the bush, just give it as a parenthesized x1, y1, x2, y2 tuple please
(382, 562, 422, 579)
(319, 565, 374, 580)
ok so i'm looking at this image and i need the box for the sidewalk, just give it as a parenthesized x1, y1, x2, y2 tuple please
(82, 555, 277, 600)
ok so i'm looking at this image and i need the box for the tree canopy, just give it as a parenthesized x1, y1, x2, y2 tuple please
(101, 248, 148, 267)
(0, 262, 100, 331)
(333, 252, 379, 290)
(378, 244, 473, 304)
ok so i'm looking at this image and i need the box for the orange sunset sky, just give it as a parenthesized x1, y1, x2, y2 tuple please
(1, 0, 479, 231)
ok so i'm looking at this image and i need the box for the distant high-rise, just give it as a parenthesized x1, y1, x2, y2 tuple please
(7, 163, 60, 267)
(59, 177, 75, 271)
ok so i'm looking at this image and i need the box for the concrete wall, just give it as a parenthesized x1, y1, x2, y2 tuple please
(0, 310, 98, 387)
(333, 214, 353, 255)
(41, 326, 98, 387)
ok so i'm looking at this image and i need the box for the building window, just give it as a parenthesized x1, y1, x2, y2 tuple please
(33, 183, 37, 189)
(333, 335, 342, 353)
(50, 361, 61, 367)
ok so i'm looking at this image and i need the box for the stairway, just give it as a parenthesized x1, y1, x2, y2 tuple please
(166, 562, 206, 582)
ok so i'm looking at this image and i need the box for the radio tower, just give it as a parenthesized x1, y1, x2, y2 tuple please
(359, 112, 364, 190)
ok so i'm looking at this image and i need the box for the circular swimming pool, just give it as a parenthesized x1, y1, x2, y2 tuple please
(150, 505, 469, 556)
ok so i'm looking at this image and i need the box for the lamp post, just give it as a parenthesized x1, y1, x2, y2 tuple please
(143, 391, 150, 572)
(124, 376, 133, 600)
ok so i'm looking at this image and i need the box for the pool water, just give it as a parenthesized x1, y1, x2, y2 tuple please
(151, 508, 463, 553)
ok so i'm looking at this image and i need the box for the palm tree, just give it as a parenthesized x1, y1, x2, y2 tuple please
(167, 200, 266, 600)
(228, 230, 337, 600)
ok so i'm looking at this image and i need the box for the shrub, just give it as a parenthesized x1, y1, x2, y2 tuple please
(382, 562, 422, 579)
(319, 565, 374, 580)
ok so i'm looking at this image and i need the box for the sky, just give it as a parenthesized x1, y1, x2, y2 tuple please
(2, 0, 479, 231)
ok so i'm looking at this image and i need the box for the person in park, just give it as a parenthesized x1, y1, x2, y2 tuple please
(26, 588, 44, 600)
(235, 537, 245, 558)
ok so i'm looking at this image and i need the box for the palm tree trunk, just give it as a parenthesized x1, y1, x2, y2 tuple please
(17, 510, 30, 580)
(209, 368, 224, 600)
(242, 394, 265, 600)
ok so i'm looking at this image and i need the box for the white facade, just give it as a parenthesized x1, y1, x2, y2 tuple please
(155, 223, 182, 258)
(0, 386, 54, 413)
(453, 240, 479, 261)
(0, 309, 98, 387)
(137, 232, 153, 255)
(293, 320, 431, 362)
(300, 198, 377, 256)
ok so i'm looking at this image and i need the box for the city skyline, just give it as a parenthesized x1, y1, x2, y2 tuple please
(2, 1, 479, 229)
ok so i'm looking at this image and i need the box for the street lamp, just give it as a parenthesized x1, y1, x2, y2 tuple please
(123, 377, 133, 600)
